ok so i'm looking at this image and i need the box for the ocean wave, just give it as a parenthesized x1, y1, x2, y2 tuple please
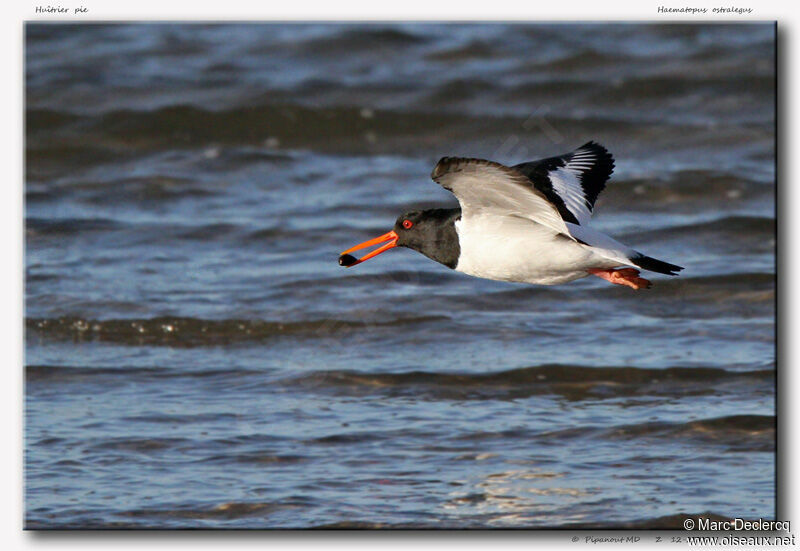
(629, 215, 774, 240)
(604, 169, 772, 204)
(595, 272, 774, 306)
(25, 315, 450, 346)
(282, 364, 771, 401)
(26, 176, 220, 205)
(604, 415, 774, 452)
(25, 217, 123, 236)
(615, 215, 775, 255)
(574, 510, 760, 529)
(28, 100, 755, 162)
(426, 40, 498, 62)
(461, 414, 773, 452)
(117, 498, 312, 521)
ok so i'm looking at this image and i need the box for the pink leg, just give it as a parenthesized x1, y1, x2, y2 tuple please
(587, 267, 652, 290)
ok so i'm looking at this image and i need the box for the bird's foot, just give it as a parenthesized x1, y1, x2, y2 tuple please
(588, 268, 652, 290)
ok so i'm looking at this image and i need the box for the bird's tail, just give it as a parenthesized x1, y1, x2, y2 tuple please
(630, 253, 683, 276)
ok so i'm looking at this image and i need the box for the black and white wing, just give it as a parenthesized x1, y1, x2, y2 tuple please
(512, 141, 615, 226)
(431, 157, 572, 238)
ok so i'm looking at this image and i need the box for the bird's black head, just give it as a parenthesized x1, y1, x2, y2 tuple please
(339, 208, 461, 269)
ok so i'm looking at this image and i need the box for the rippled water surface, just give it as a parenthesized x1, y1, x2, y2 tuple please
(25, 23, 775, 528)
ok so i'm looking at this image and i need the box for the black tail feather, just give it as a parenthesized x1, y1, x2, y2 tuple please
(630, 253, 683, 276)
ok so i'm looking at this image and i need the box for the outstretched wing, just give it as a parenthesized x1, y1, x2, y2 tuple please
(512, 141, 615, 226)
(431, 157, 572, 238)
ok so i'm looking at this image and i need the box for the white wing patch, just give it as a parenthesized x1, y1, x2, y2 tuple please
(431, 158, 572, 238)
(549, 167, 592, 226)
(547, 146, 607, 225)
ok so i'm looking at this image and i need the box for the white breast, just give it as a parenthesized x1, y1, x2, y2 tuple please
(454, 214, 608, 285)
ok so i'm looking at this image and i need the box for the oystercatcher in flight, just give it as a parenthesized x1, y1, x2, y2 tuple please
(338, 142, 682, 290)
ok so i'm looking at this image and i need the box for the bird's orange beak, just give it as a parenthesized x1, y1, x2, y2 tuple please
(338, 230, 398, 267)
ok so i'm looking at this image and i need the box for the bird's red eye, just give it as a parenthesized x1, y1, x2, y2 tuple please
(402, 220, 413, 229)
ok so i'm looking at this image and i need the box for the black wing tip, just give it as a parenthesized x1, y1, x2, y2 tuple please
(576, 140, 615, 175)
(630, 254, 684, 276)
(579, 140, 608, 151)
(570, 141, 615, 210)
(577, 140, 610, 155)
